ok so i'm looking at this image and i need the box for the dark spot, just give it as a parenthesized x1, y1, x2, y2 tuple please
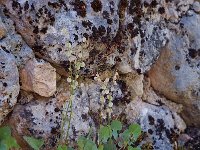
(136, 69, 141, 74)
(102, 11, 109, 19)
(54, 107, 60, 112)
(51, 127, 58, 134)
(24, 1, 29, 11)
(188, 49, 198, 59)
(148, 129, 153, 135)
(91, 0, 102, 12)
(71, 0, 87, 17)
(3, 82, 7, 87)
(73, 34, 78, 41)
(148, 115, 155, 125)
(82, 20, 92, 28)
(40, 27, 48, 34)
(48, 2, 61, 9)
(12, 1, 20, 10)
(175, 65, 180, 70)
(151, 0, 158, 7)
(81, 114, 88, 121)
(158, 7, 165, 14)
(33, 26, 39, 34)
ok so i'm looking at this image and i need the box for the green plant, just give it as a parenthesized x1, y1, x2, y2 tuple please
(0, 126, 20, 150)
(76, 120, 142, 150)
(23, 136, 44, 150)
(60, 41, 86, 144)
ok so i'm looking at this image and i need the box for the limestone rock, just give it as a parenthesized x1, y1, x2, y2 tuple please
(193, 1, 200, 12)
(0, 49, 19, 124)
(9, 99, 62, 149)
(0, 17, 6, 39)
(148, 12, 200, 126)
(20, 59, 56, 97)
(0, 8, 34, 68)
(125, 98, 186, 150)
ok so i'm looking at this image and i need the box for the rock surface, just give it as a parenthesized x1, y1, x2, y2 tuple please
(20, 58, 56, 97)
(149, 12, 200, 126)
(126, 98, 186, 150)
(0, 0, 200, 149)
(0, 49, 19, 123)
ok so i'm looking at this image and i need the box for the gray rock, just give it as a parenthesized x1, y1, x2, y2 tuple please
(149, 12, 200, 126)
(126, 98, 186, 150)
(0, 8, 34, 68)
(193, 1, 200, 12)
(10, 98, 62, 149)
(0, 49, 19, 124)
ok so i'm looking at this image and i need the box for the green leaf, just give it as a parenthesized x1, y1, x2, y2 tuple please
(103, 139, 116, 150)
(0, 142, 7, 150)
(128, 124, 141, 140)
(0, 126, 11, 139)
(98, 144, 104, 150)
(128, 146, 141, 150)
(57, 144, 67, 150)
(121, 129, 130, 142)
(112, 131, 118, 140)
(78, 136, 87, 150)
(111, 120, 122, 132)
(4, 137, 20, 149)
(99, 125, 112, 143)
(23, 136, 44, 150)
(84, 139, 98, 150)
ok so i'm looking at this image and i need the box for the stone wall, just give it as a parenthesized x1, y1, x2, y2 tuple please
(0, 0, 199, 149)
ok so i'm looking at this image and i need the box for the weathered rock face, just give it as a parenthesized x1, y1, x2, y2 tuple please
(149, 12, 200, 126)
(0, 0, 200, 149)
(10, 98, 62, 149)
(126, 98, 186, 150)
(20, 58, 56, 97)
(0, 8, 34, 68)
(0, 49, 19, 123)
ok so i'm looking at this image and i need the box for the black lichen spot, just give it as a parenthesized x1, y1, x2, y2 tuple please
(73, 34, 78, 41)
(91, 25, 106, 40)
(148, 129, 153, 135)
(24, 1, 29, 11)
(175, 65, 180, 70)
(158, 7, 165, 14)
(48, 2, 61, 9)
(91, 0, 102, 12)
(81, 114, 88, 121)
(51, 127, 58, 134)
(151, 0, 158, 8)
(102, 11, 109, 19)
(54, 107, 60, 112)
(33, 26, 39, 34)
(71, 0, 86, 17)
(82, 20, 92, 29)
(148, 115, 155, 125)
(40, 27, 48, 34)
(3, 82, 7, 87)
(188, 49, 198, 59)
(12, 1, 20, 10)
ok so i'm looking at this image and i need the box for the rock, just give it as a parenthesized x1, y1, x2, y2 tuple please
(20, 58, 56, 97)
(0, 49, 19, 124)
(9, 98, 62, 149)
(148, 13, 200, 126)
(0, 17, 6, 39)
(1, 0, 120, 64)
(0, 8, 34, 68)
(193, 1, 200, 12)
(125, 98, 186, 150)
(123, 73, 144, 98)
